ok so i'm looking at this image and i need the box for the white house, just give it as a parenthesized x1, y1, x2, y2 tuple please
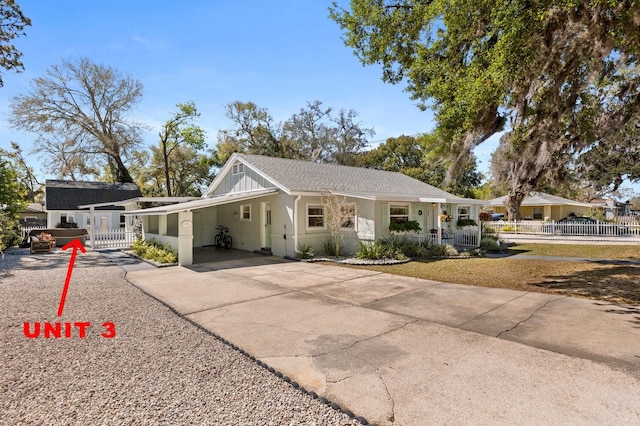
(126, 154, 484, 266)
(45, 180, 143, 232)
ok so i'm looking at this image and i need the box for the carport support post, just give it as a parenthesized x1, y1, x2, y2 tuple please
(89, 206, 95, 249)
(178, 211, 193, 266)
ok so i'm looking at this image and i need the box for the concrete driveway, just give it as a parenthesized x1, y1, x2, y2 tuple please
(126, 260, 640, 425)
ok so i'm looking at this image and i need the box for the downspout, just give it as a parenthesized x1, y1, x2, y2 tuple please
(293, 195, 302, 255)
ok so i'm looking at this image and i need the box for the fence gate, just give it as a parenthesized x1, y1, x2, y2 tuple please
(91, 229, 136, 249)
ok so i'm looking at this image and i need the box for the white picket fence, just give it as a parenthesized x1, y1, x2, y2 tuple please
(20, 226, 136, 249)
(484, 220, 640, 237)
(90, 229, 136, 249)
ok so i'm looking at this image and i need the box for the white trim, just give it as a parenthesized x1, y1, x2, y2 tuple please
(306, 204, 326, 230)
(389, 203, 410, 224)
(240, 204, 251, 221)
(125, 189, 278, 216)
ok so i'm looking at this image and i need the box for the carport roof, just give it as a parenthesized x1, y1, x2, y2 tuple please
(124, 189, 278, 215)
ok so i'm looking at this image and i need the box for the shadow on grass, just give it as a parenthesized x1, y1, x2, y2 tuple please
(532, 265, 640, 310)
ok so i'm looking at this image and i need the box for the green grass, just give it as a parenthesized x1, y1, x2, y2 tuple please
(509, 243, 640, 260)
(347, 243, 640, 305)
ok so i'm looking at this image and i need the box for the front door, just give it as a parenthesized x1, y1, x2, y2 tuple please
(262, 202, 272, 249)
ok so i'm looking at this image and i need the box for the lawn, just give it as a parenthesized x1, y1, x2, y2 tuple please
(349, 243, 640, 305)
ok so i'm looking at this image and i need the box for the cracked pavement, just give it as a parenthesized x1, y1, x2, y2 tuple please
(127, 257, 640, 425)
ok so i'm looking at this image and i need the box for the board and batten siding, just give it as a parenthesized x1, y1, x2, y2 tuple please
(212, 164, 277, 196)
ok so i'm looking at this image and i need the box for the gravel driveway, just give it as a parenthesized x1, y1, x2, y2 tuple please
(0, 250, 360, 426)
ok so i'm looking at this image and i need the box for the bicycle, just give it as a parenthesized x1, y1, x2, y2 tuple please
(214, 225, 233, 249)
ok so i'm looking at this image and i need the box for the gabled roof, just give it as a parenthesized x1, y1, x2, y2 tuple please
(486, 192, 592, 208)
(45, 180, 142, 211)
(20, 203, 46, 213)
(205, 154, 481, 204)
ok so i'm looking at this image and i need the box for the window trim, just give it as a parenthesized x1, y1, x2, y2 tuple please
(306, 204, 326, 230)
(389, 204, 410, 224)
(232, 163, 245, 175)
(240, 204, 251, 221)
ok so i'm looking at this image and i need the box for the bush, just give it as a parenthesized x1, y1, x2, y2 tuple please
(297, 242, 314, 259)
(456, 218, 477, 227)
(388, 220, 422, 233)
(132, 238, 177, 264)
(501, 224, 515, 232)
(322, 238, 338, 256)
(0, 211, 21, 252)
(356, 241, 406, 261)
(479, 237, 502, 252)
(56, 221, 79, 228)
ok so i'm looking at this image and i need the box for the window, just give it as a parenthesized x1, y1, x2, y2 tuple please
(307, 205, 325, 228)
(232, 163, 245, 175)
(341, 204, 356, 229)
(457, 206, 470, 221)
(389, 205, 409, 224)
(533, 207, 543, 220)
(240, 204, 251, 221)
(120, 214, 126, 228)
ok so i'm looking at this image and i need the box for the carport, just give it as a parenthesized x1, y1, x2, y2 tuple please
(125, 189, 278, 266)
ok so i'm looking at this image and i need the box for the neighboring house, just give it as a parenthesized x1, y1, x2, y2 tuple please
(127, 154, 483, 266)
(486, 192, 593, 221)
(590, 198, 618, 220)
(45, 180, 142, 232)
(18, 203, 47, 227)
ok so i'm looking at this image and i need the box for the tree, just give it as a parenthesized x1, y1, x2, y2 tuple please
(0, 153, 25, 252)
(215, 101, 294, 165)
(360, 134, 483, 197)
(329, 108, 374, 165)
(0, 142, 42, 202)
(157, 102, 206, 196)
(215, 100, 374, 165)
(9, 56, 145, 182)
(0, 0, 31, 87)
(146, 144, 215, 197)
(322, 193, 356, 256)
(330, 1, 640, 219)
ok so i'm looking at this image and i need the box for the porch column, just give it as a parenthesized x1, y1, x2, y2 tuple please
(178, 211, 193, 266)
(437, 203, 442, 245)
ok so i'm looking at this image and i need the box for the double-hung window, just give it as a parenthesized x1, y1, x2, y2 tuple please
(389, 204, 409, 224)
(307, 205, 325, 228)
(240, 204, 251, 221)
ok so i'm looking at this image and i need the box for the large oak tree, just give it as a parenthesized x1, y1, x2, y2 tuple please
(331, 0, 640, 218)
(9, 56, 145, 183)
(0, 0, 30, 87)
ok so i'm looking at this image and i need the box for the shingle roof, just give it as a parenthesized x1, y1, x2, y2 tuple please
(45, 180, 142, 210)
(486, 191, 592, 207)
(236, 154, 468, 201)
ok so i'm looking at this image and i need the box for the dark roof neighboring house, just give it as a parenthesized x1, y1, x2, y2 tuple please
(45, 180, 142, 211)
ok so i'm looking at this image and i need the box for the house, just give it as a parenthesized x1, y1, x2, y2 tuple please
(485, 192, 593, 221)
(18, 202, 47, 227)
(126, 154, 483, 266)
(45, 180, 142, 232)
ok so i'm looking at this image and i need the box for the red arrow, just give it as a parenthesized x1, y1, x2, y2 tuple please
(57, 239, 87, 317)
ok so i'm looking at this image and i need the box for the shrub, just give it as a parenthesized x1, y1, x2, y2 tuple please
(456, 218, 477, 227)
(0, 211, 21, 252)
(322, 238, 338, 256)
(501, 224, 515, 232)
(389, 220, 422, 233)
(480, 237, 502, 252)
(297, 242, 314, 259)
(132, 238, 178, 264)
(356, 241, 407, 261)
